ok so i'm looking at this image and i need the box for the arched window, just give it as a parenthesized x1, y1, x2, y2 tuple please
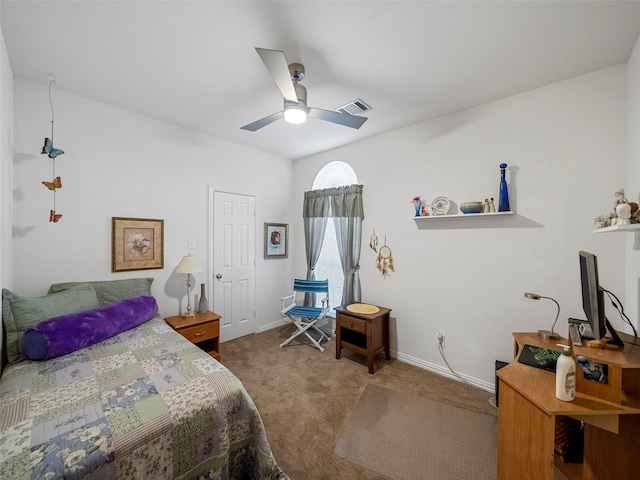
(312, 161, 358, 312)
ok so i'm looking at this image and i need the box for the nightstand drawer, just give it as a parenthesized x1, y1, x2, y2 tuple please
(180, 321, 219, 343)
(339, 316, 367, 334)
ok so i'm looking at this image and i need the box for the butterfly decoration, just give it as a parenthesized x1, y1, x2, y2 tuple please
(41, 137, 64, 159)
(42, 176, 62, 191)
(49, 210, 62, 223)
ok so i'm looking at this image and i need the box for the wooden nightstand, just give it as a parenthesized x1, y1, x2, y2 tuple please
(165, 310, 221, 361)
(335, 304, 391, 374)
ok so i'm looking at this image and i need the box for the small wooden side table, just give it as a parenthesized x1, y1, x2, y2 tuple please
(165, 310, 221, 362)
(335, 304, 391, 374)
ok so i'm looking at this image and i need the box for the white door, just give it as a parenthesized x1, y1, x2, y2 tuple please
(210, 189, 256, 342)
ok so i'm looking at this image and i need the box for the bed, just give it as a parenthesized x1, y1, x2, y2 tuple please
(0, 278, 288, 480)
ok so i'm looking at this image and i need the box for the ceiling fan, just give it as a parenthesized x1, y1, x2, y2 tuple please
(241, 48, 368, 131)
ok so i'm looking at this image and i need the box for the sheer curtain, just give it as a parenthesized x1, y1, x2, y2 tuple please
(302, 185, 364, 305)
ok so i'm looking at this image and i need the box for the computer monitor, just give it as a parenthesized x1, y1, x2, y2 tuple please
(578, 251, 623, 347)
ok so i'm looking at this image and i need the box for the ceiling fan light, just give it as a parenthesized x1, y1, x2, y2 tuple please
(284, 104, 307, 124)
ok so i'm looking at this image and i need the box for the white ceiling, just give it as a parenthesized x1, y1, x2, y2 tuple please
(3, 1, 640, 160)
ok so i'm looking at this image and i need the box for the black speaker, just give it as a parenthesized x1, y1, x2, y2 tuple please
(494, 360, 509, 408)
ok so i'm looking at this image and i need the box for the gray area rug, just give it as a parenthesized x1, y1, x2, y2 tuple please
(334, 384, 498, 480)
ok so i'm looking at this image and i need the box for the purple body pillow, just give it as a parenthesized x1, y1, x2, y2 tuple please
(23, 295, 158, 360)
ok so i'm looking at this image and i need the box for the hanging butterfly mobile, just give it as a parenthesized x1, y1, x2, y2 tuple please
(41, 137, 64, 159)
(42, 176, 62, 191)
(41, 76, 65, 223)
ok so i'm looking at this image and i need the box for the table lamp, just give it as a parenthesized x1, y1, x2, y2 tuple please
(175, 254, 203, 317)
(524, 292, 561, 340)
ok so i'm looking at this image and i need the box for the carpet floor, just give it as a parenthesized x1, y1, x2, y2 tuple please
(220, 324, 498, 480)
(220, 324, 570, 480)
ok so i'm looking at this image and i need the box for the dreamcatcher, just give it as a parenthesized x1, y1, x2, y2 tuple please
(41, 75, 64, 223)
(373, 234, 395, 278)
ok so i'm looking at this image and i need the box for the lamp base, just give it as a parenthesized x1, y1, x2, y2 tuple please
(538, 329, 560, 340)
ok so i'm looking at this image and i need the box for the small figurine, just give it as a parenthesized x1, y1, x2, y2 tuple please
(488, 197, 496, 213)
(421, 204, 429, 216)
(483, 198, 490, 213)
(614, 189, 631, 225)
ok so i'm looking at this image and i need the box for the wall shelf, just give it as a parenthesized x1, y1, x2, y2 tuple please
(412, 211, 514, 221)
(591, 223, 640, 233)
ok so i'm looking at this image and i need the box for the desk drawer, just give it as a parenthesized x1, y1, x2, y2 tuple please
(180, 321, 219, 343)
(339, 315, 367, 334)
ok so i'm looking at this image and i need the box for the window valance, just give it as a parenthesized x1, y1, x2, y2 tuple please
(303, 184, 364, 219)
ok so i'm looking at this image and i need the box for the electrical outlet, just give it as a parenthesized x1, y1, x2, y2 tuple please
(437, 332, 445, 346)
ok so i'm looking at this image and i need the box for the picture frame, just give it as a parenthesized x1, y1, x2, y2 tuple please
(264, 223, 288, 259)
(112, 217, 164, 272)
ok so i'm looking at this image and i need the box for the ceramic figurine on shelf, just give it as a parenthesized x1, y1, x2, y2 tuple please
(483, 199, 490, 213)
(488, 197, 496, 213)
(614, 188, 631, 225)
(421, 204, 429, 216)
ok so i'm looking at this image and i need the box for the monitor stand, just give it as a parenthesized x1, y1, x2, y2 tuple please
(606, 318, 624, 347)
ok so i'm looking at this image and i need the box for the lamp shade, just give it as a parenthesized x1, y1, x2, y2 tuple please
(175, 254, 203, 274)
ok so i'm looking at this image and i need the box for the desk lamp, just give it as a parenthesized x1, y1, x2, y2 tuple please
(524, 292, 561, 340)
(175, 254, 203, 317)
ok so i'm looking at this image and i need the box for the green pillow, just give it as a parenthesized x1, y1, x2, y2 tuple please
(48, 278, 153, 307)
(2, 285, 100, 364)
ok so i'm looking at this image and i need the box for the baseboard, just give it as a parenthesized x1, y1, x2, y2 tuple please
(392, 350, 495, 393)
(258, 318, 289, 333)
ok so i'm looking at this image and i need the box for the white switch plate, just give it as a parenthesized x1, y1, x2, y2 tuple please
(188, 238, 196, 249)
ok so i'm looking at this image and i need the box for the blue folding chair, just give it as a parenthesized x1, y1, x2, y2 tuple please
(279, 279, 330, 352)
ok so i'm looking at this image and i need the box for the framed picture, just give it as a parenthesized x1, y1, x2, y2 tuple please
(112, 217, 164, 272)
(264, 223, 288, 259)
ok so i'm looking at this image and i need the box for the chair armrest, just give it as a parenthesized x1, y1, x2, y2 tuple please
(318, 295, 330, 318)
(280, 293, 296, 315)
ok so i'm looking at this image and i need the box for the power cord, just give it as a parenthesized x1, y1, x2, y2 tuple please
(437, 343, 471, 386)
(603, 288, 638, 338)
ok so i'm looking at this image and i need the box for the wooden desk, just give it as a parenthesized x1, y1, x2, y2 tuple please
(165, 311, 221, 361)
(335, 304, 391, 374)
(497, 331, 640, 480)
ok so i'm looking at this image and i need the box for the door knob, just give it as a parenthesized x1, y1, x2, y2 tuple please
(216, 274, 222, 280)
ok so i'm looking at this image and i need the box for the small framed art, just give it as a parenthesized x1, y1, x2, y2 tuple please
(112, 217, 164, 272)
(264, 223, 288, 259)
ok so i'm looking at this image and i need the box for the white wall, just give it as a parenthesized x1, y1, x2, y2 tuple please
(625, 35, 640, 332)
(1, 25, 13, 290)
(293, 66, 628, 389)
(1, 24, 14, 369)
(11, 79, 295, 331)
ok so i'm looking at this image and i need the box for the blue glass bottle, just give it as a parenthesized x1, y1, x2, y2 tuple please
(498, 163, 510, 212)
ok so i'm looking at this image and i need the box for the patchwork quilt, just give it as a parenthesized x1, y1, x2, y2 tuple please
(0, 317, 288, 480)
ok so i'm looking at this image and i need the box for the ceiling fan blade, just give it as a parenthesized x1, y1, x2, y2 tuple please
(240, 111, 284, 131)
(308, 108, 368, 129)
(255, 48, 298, 103)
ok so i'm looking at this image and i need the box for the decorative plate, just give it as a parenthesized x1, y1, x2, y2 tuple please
(346, 303, 380, 314)
(431, 196, 451, 215)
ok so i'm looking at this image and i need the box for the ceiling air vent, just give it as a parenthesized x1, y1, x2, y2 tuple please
(336, 98, 372, 116)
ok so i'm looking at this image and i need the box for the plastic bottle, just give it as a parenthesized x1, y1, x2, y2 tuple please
(555, 344, 576, 401)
